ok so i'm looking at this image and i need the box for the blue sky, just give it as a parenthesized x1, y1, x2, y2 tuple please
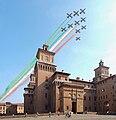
(0, 0, 116, 103)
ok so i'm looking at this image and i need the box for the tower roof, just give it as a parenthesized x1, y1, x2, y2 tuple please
(99, 59, 104, 66)
(94, 60, 109, 71)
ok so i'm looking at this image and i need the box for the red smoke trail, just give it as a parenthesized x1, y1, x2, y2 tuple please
(52, 25, 78, 51)
(0, 76, 29, 102)
(55, 33, 77, 54)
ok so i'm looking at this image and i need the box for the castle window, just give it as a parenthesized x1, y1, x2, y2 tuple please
(43, 65, 44, 70)
(48, 66, 49, 71)
(112, 85, 114, 89)
(94, 96, 96, 101)
(45, 48, 47, 51)
(49, 67, 51, 71)
(58, 76, 61, 79)
(45, 93, 47, 98)
(84, 96, 86, 100)
(89, 96, 91, 101)
(45, 66, 47, 71)
(40, 65, 42, 70)
(101, 96, 102, 100)
(65, 77, 67, 80)
(67, 106, 69, 110)
(102, 88, 105, 92)
(30, 101, 32, 104)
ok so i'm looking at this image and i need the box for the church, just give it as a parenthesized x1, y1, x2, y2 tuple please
(24, 44, 116, 114)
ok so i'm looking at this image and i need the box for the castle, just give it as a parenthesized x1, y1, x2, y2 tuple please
(24, 44, 116, 114)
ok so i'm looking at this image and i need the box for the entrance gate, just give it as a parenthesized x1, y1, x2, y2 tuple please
(72, 102, 76, 114)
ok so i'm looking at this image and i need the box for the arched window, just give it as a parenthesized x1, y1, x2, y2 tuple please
(43, 65, 44, 70)
(50, 67, 51, 72)
(40, 65, 42, 70)
(46, 66, 47, 71)
(48, 66, 50, 71)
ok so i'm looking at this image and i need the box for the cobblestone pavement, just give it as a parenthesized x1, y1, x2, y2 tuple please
(1, 114, 116, 120)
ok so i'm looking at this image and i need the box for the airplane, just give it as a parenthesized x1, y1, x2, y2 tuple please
(75, 20, 80, 25)
(75, 29, 81, 33)
(80, 8, 86, 14)
(68, 23, 73, 28)
(80, 17, 86, 22)
(61, 27, 66, 32)
(67, 13, 73, 19)
(76, 37, 81, 41)
(81, 25, 87, 30)
(73, 11, 79, 16)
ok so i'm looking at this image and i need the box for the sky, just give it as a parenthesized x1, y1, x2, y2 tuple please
(0, 0, 116, 103)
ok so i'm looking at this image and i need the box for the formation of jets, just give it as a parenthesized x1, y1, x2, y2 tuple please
(80, 8, 86, 14)
(68, 23, 73, 28)
(67, 8, 86, 19)
(75, 29, 80, 34)
(61, 8, 86, 41)
(75, 20, 80, 25)
(76, 37, 81, 41)
(73, 11, 79, 16)
(67, 13, 73, 19)
(81, 17, 86, 22)
(81, 25, 87, 30)
(61, 27, 66, 32)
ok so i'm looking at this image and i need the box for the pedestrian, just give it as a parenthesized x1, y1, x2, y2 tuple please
(49, 112, 51, 117)
(25, 113, 27, 117)
(58, 111, 60, 116)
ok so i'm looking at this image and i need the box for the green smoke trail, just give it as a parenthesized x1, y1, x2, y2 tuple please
(0, 57, 37, 100)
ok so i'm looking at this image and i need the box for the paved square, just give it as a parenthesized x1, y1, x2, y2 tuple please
(1, 114, 116, 120)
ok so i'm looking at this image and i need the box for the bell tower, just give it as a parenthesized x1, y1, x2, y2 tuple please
(33, 44, 57, 113)
(93, 60, 109, 83)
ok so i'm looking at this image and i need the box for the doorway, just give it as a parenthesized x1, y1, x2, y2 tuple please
(72, 102, 76, 114)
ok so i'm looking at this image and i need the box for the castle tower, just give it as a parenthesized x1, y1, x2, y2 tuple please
(24, 74, 36, 114)
(93, 60, 109, 83)
(33, 44, 57, 113)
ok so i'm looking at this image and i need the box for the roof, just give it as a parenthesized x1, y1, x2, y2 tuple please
(69, 79, 94, 84)
(24, 87, 34, 90)
(52, 71, 71, 76)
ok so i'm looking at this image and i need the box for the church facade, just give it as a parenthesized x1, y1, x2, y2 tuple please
(24, 44, 116, 114)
